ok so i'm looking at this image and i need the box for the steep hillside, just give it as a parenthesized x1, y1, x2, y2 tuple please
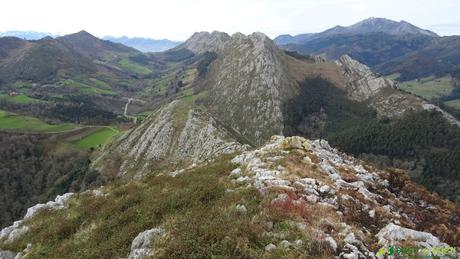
(96, 100, 248, 178)
(0, 132, 107, 229)
(1, 136, 459, 258)
(0, 37, 97, 83)
(58, 31, 137, 59)
(376, 36, 460, 81)
(182, 32, 298, 145)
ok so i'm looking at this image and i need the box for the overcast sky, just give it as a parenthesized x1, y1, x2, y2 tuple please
(1, 0, 459, 40)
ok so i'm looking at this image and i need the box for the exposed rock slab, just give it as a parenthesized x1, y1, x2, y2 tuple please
(98, 100, 248, 178)
(127, 227, 164, 259)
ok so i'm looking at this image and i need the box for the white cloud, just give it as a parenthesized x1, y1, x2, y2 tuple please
(0, 0, 458, 40)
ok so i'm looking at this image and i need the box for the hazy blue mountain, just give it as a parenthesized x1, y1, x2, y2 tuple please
(103, 36, 182, 52)
(274, 17, 438, 45)
(0, 30, 55, 40)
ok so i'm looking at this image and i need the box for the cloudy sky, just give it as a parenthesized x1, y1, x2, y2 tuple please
(1, 0, 459, 40)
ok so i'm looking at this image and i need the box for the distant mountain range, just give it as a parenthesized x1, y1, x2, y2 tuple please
(103, 36, 181, 52)
(0, 31, 181, 52)
(0, 31, 55, 40)
(274, 17, 439, 45)
(274, 17, 460, 82)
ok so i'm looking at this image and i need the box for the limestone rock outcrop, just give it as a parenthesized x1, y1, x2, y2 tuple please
(336, 54, 396, 101)
(127, 227, 164, 259)
(230, 136, 460, 258)
(97, 100, 248, 178)
(197, 32, 297, 145)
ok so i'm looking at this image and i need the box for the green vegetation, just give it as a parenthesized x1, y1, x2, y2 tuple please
(284, 77, 376, 138)
(58, 79, 116, 95)
(78, 87, 115, 95)
(118, 58, 152, 75)
(399, 76, 454, 100)
(197, 51, 218, 76)
(385, 73, 400, 81)
(283, 78, 460, 203)
(0, 132, 106, 228)
(0, 113, 77, 133)
(75, 127, 120, 149)
(329, 110, 460, 203)
(445, 99, 460, 110)
(1, 155, 330, 258)
(0, 94, 43, 104)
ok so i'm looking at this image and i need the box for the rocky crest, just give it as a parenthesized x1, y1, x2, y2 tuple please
(229, 136, 460, 258)
(179, 31, 231, 54)
(96, 100, 248, 178)
(335, 54, 396, 101)
(2, 136, 460, 258)
(336, 55, 460, 125)
(199, 32, 297, 145)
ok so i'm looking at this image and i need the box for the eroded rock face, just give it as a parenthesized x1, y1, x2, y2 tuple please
(336, 55, 396, 101)
(0, 193, 73, 244)
(0, 250, 16, 259)
(127, 227, 164, 259)
(99, 101, 248, 178)
(376, 223, 446, 248)
(336, 55, 460, 126)
(24, 193, 74, 220)
(230, 136, 460, 257)
(203, 32, 297, 145)
(179, 31, 231, 54)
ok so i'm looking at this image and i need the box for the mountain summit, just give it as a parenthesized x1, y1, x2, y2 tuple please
(274, 17, 438, 45)
(342, 17, 438, 37)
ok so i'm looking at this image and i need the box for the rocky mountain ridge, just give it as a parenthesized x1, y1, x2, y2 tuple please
(1, 136, 459, 258)
(95, 32, 459, 179)
(200, 31, 298, 145)
(95, 100, 248, 178)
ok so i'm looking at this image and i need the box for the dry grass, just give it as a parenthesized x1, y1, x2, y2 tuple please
(285, 55, 346, 87)
(336, 166, 360, 182)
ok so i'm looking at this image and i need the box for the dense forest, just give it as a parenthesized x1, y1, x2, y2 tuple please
(329, 110, 460, 203)
(285, 78, 460, 203)
(0, 133, 107, 228)
(0, 96, 126, 125)
(283, 77, 376, 138)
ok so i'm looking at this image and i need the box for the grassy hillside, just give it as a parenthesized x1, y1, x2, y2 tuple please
(446, 99, 460, 109)
(0, 111, 77, 133)
(0, 94, 44, 104)
(0, 155, 330, 258)
(118, 58, 152, 75)
(398, 76, 454, 99)
(74, 127, 120, 149)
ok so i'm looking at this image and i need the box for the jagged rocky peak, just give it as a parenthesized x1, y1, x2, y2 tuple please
(203, 31, 297, 146)
(181, 31, 278, 55)
(181, 31, 231, 54)
(336, 54, 396, 101)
